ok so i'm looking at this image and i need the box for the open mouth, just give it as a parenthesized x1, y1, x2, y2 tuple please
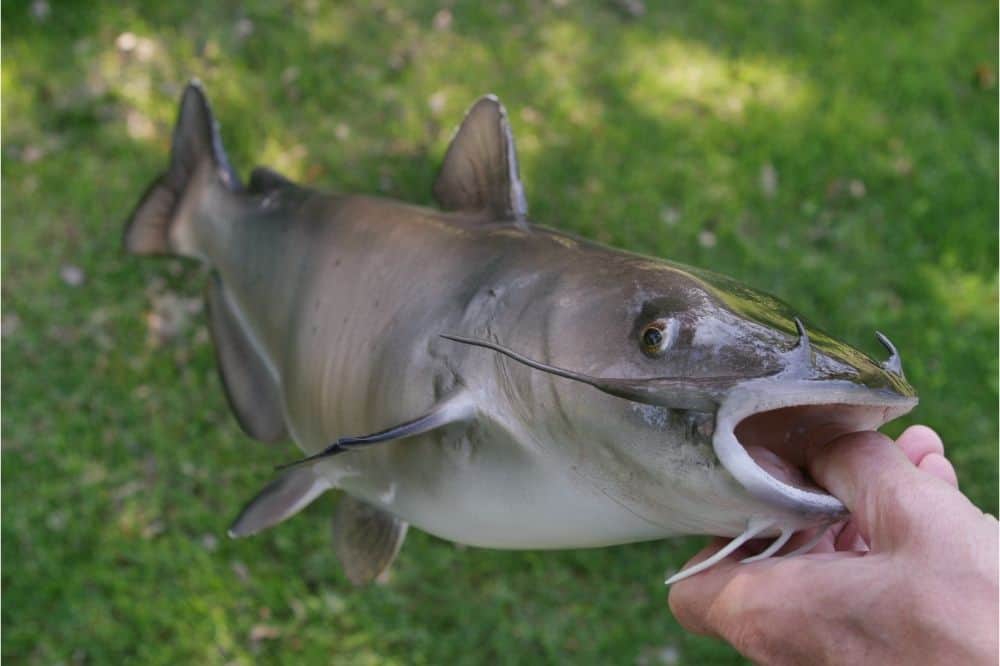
(735, 402, 898, 493)
(713, 378, 918, 520)
(664, 380, 917, 586)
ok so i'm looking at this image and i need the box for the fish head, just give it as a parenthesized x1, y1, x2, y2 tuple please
(588, 260, 914, 533)
(461, 258, 917, 539)
(678, 264, 916, 526)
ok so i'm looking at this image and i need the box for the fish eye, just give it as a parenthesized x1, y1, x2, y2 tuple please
(640, 318, 675, 356)
(643, 327, 663, 348)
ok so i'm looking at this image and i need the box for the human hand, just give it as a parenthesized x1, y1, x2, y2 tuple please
(668, 426, 999, 665)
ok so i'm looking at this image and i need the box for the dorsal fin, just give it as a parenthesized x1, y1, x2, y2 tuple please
(432, 95, 528, 227)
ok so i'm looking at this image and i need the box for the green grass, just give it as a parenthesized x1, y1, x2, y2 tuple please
(3, 1, 996, 663)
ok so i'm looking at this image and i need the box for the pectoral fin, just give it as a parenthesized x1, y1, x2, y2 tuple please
(333, 495, 408, 586)
(206, 274, 287, 443)
(228, 466, 330, 537)
(278, 394, 475, 469)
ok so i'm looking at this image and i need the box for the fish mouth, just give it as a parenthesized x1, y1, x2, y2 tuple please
(713, 378, 918, 522)
(664, 380, 917, 586)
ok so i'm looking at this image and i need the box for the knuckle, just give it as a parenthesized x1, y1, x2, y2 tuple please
(867, 473, 939, 542)
(875, 473, 912, 508)
(730, 619, 770, 659)
(718, 564, 821, 662)
(667, 588, 694, 629)
(871, 476, 911, 525)
(711, 572, 776, 656)
(845, 432, 894, 459)
(668, 584, 712, 636)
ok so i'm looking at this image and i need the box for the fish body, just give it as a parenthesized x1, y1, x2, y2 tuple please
(125, 83, 916, 584)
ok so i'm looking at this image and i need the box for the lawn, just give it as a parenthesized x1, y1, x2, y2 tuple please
(3, 1, 996, 664)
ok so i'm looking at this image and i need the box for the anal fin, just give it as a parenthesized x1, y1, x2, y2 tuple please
(333, 495, 408, 586)
(206, 274, 287, 442)
(229, 466, 330, 537)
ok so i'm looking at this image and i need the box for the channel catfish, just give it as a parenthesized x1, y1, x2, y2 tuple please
(124, 82, 917, 585)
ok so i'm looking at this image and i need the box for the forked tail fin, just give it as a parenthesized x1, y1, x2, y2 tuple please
(123, 80, 240, 257)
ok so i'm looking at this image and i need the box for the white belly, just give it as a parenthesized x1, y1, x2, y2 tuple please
(310, 426, 679, 549)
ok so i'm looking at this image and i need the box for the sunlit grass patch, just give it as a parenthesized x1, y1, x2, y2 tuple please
(622, 36, 811, 121)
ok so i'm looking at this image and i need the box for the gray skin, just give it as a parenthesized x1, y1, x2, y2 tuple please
(190, 186, 913, 545)
(127, 83, 916, 582)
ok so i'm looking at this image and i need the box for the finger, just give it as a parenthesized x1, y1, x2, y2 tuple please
(896, 425, 945, 465)
(805, 431, 925, 547)
(669, 527, 845, 631)
(670, 548, 860, 659)
(895, 425, 958, 487)
(669, 542, 745, 636)
(918, 452, 959, 488)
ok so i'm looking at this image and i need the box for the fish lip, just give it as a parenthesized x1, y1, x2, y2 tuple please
(712, 377, 919, 523)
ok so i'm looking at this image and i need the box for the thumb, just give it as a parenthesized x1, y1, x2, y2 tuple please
(805, 431, 926, 549)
